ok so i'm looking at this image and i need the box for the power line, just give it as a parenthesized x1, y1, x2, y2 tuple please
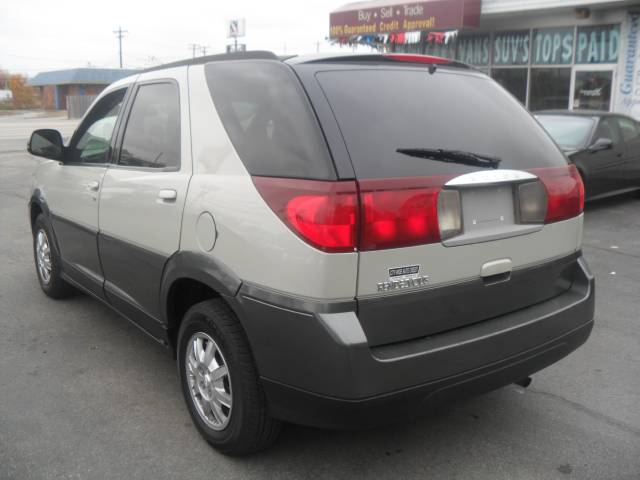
(113, 26, 128, 68)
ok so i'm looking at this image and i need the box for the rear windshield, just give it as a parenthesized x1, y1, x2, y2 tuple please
(205, 60, 335, 179)
(314, 68, 568, 178)
(535, 115, 595, 150)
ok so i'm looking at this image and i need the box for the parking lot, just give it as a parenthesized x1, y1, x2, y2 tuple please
(0, 113, 638, 479)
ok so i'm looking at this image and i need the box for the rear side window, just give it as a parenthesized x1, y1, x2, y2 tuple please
(119, 82, 180, 169)
(314, 68, 568, 179)
(535, 115, 594, 149)
(205, 61, 334, 179)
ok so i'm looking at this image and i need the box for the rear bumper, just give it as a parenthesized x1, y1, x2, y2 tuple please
(232, 255, 595, 429)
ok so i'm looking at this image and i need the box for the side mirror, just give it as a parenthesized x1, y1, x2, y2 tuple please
(588, 137, 613, 153)
(28, 129, 64, 161)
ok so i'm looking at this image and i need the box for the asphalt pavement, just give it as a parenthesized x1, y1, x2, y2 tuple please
(0, 113, 638, 479)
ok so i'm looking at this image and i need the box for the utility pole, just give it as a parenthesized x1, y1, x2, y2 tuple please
(113, 26, 128, 68)
(188, 43, 200, 58)
(200, 45, 210, 56)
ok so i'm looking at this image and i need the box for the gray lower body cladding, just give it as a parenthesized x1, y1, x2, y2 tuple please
(231, 254, 595, 429)
(358, 252, 583, 346)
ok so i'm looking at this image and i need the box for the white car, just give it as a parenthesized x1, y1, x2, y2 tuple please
(27, 51, 594, 454)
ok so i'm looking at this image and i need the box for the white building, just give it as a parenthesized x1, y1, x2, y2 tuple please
(0, 89, 12, 103)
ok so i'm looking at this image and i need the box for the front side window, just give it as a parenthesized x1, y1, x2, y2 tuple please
(594, 118, 621, 145)
(119, 82, 180, 169)
(616, 117, 640, 143)
(71, 89, 126, 164)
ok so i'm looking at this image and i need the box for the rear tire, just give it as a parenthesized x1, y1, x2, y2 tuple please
(177, 298, 282, 455)
(32, 214, 75, 299)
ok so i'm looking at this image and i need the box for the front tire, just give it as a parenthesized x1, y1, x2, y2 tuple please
(32, 214, 74, 299)
(177, 299, 282, 455)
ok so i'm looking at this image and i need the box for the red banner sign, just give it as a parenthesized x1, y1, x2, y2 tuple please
(329, 0, 481, 38)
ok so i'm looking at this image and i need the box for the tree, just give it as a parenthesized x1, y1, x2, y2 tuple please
(8, 74, 38, 108)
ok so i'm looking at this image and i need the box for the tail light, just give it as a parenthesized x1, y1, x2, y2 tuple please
(253, 166, 583, 253)
(530, 165, 584, 223)
(253, 176, 450, 252)
(359, 177, 447, 250)
(437, 190, 463, 240)
(252, 177, 358, 253)
(516, 180, 548, 224)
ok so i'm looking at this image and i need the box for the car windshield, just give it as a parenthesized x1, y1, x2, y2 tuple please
(535, 115, 595, 150)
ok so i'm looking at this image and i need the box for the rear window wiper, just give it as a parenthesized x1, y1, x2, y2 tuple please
(396, 148, 502, 169)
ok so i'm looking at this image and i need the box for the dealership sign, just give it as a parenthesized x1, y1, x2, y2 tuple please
(617, 12, 640, 117)
(329, 0, 481, 38)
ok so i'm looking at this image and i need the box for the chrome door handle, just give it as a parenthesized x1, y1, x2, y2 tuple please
(87, 181, 100, 192)
(158, 189, 177, 201)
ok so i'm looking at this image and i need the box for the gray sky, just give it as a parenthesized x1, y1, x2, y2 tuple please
(0, 0, 353, 76)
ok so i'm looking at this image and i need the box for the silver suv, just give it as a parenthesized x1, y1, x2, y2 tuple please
(27, 51, 595, 455)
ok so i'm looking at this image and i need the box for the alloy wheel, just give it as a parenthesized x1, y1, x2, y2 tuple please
(35, 229, 52, 284)
(186, 332, 233, 430)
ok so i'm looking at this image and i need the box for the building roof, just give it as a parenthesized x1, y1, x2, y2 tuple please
(27, 68, 139, 87)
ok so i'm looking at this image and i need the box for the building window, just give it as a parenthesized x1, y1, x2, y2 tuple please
(530, 68, 571, 111)
(573, 70, 613, 111)
(491, 68, 528, 104)
(456, 34, 491, 66)
(532, 27, 574, 65)
(391, 22, 621, 112)
(493, 31, 530, 66)
(575, 25, 620, 64)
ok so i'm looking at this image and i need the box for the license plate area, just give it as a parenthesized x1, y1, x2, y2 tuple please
(442, 184, 542, 247)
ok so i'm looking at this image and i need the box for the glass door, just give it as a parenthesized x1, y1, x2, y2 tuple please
(571, 66, 614, 111)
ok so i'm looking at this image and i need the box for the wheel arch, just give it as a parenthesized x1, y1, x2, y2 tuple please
(29, 191, 63, 256)
(160, 251, 243, 353)
(29, 190, 50, 231)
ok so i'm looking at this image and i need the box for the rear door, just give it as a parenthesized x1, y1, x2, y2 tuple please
(298, 64, 583, 345)
(98, 69, 191, 338)
(615, 116, 640, 188)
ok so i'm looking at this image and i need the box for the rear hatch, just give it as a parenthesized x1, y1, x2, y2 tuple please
(294, 60, 584, 346)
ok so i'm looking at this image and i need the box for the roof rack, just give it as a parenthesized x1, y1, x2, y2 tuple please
(141, 50, 278, 73)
